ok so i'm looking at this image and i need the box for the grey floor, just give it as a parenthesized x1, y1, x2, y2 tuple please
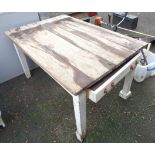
(0, 12, 155, 143)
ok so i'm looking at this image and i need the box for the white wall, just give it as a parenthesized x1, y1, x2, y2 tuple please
(0, 12, 39, 83)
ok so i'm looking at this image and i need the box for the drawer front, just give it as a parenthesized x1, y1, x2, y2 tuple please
(87, 53, 141, 103)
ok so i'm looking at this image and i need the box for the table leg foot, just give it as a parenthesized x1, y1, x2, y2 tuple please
(119, 69, 134, 100)
(76, 131, 86, 142)
(0, 111, 5, 128)
(119, 90, 131, 100)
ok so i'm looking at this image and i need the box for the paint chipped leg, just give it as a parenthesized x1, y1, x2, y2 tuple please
(119, 90, 131, 100)
(73, 91, 86, 142)
(13, 43, 31, 79)
(119, 70, 134, 100)
(0, 111, 5, 128)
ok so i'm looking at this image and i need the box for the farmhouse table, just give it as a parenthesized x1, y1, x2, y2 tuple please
(5, 15, 148, 141)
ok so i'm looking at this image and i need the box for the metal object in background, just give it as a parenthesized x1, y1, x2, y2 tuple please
(113, 12, 138, 30)
(97, 12, 155, 43)
(116, 27, 155, 43)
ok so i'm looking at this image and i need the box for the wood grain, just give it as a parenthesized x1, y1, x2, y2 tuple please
(5, 15, 148, 95)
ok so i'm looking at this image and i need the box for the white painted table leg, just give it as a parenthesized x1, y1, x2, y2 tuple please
(73, 91, 86, 142)
(0, 110, 5, 128)
(119, 69, 134, 100)
(13, 43, 31, 79)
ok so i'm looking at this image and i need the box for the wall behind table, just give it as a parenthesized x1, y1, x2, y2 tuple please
(0, 12, 39, 84)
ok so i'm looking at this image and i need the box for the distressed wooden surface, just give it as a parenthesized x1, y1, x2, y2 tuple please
(5, 15, 147, 95)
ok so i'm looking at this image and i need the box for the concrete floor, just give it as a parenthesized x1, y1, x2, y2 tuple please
(0, 13, 155, 143)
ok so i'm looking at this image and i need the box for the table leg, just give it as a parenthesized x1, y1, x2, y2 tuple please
(0, 110, 5, 128)
(119, 69, 134, 100)
(13, 43, 31, 79)
(73, 91, 86, 142)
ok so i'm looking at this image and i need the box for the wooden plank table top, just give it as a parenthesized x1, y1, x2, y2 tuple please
(5, 15, 148, 95)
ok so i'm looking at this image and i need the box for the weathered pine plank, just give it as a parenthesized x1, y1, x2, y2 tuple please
(62, 17, 147, 51)
(5, 15, 147, 95)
